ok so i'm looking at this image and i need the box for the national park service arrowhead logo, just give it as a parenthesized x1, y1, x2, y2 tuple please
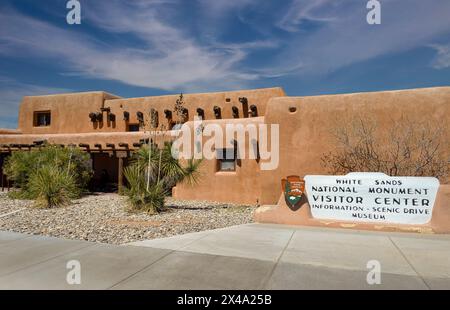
(282, 175, 305, 210)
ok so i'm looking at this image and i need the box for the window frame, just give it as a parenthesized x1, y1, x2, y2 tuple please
(216, 148, 237, 172)
(33, 111, 51, 127)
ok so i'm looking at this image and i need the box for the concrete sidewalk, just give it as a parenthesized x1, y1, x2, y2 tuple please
(0, 224, 449, 289)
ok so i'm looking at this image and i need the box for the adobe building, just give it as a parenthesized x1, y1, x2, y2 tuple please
(0, 86, 448, 233)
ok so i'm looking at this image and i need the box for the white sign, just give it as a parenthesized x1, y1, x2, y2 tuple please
(305, 173, 440, 225)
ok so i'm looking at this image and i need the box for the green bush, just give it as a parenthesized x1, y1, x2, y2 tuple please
(4, 144, 93, 206)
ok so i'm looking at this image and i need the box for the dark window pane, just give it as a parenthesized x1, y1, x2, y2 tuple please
(128, 124, 140, 132)
(217, 148, 236, 171)
(34, 111, 51, 127)
(219, 159, 236, 171)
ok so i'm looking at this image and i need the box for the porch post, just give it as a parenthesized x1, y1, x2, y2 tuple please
(116, 151, 128, 194)
(118, 157, 123, 193)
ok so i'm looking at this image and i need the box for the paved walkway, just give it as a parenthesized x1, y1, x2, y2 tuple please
(0, 224, 449, 289)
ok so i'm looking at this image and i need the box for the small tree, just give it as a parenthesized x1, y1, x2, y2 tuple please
(321, 116, 449, 182)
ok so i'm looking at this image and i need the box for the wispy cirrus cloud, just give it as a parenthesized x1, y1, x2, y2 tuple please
(430, 44, 450, 69)
(277, 0, 340, 32)
(0, 1, 275, 92)
(270, 0, 450, 75)
(0, 0, 449, 96)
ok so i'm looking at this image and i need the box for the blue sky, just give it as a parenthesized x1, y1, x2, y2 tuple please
(0, 0, 449, 128)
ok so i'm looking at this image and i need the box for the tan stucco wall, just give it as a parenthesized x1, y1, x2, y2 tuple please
(17, 92, 121, 134)
(172, 117, 265, 205)
(103, 87, 285, 132)
(259, 86, 450, 205)
(11, 87, 284, 135)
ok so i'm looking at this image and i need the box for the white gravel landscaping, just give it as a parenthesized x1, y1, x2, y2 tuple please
(0, 192, 254, 244)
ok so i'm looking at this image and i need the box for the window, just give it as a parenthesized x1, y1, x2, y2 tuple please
(34, 111, 51, 127)
(127, 124, 140, 132)
(217, 148, 236, 172)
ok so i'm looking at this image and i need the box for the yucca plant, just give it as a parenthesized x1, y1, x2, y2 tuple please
(28, 165, 79, 208)
(123, 142, 202, 214)
(132, 142, 202, 188)
(123, 94, 203, 214)
(123, 164, 166, 214)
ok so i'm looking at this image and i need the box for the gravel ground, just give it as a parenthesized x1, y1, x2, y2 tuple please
(0, 192, 254, 244)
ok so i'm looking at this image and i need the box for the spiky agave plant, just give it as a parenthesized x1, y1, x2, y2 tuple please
(28, 165, 79, 208)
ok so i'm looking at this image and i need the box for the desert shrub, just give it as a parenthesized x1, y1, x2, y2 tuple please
(123, 164, 166, 214)
(28, 165, 79, 208)
(123, 142, 202, 214)
(4, 144, 93, 204)
(321, 116, 449, 181)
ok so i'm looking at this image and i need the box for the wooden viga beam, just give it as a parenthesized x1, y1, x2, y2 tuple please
(0, 144, 11, 151)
